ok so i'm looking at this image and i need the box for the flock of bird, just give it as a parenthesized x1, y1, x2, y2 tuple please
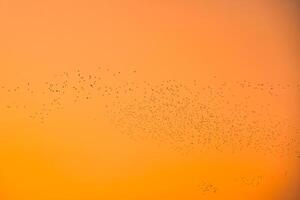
(0, 67, 299, 158)
(198, 180, 218, 195)
(108, 80, 299, 155)
(196, 175, 264, 195)
(1, 66, 299, 196)
(238, 175, 263, 187)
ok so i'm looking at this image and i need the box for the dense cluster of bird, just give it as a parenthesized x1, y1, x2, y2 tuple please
(0, 67, 299, 157)
(198, 180, 218, 195)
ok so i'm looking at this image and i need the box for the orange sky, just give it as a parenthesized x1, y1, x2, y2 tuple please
(0, 1, 299, 200)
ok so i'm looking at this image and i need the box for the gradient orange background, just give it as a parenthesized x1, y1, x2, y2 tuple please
(0, 1, 299, 199)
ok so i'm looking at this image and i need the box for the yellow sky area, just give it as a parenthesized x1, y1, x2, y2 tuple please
(0, 0, 299, 82)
